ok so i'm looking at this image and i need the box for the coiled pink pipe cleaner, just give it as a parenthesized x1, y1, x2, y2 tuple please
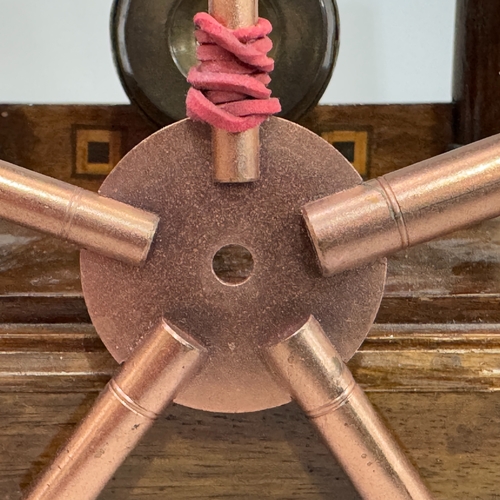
(186, 12, 281, 133)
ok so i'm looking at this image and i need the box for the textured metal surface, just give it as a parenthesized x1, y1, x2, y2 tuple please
(303, 133, 500, 275)
(209, 0, 257, 29)
(212, 121, 260, 183)
(80, 118, 386, 413)
(265, 316, 433, 500)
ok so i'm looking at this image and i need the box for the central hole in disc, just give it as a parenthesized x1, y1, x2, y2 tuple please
(212, 245, 254, 285)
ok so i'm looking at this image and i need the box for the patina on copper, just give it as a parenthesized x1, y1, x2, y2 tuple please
(303, 133, 500, 275)
(80, 117, 387, 413)
(264, 316, 434, 500)
(0, 159, 159, 266)
(209, 0, 261, 183)
(24, 320, 206, 500)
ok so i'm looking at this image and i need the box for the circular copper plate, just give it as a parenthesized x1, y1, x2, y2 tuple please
(80, 118, 386, 413)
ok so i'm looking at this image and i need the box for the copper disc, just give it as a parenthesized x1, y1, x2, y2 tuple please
(80, 118, 386, 413)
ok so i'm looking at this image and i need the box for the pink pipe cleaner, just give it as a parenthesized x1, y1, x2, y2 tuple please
(186, 12, 281, 133)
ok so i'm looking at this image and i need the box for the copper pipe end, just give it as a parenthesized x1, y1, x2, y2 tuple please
(24, 320, 206, 500)
(213, 128, 260, 183)
(115, 319, 206, 415)
(303, 133, 500, 275)
(0, 159, 159, 266)
(302, 182, 396, 277)
(209, 0, 260, 183)
(264, 316, 348, 413)
(264, 316, 433, 500)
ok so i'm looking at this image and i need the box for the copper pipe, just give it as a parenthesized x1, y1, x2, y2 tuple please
(209, 0, 257, 30)
(264, 316, 434, 500)
(209, 0, 260, 183)
(0, 159, 158, 266)
(24, 320, 206, 500)
(303, 133, 500, 275)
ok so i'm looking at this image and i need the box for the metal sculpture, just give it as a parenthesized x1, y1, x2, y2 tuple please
(1, 1, 498, 499)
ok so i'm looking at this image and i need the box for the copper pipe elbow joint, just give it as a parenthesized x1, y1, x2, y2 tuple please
(303, 134, 500, 275)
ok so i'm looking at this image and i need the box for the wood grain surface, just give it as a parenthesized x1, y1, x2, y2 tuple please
(453, 1, 500, 144)
(0, 103, 453, 189)
(0, 104, 499, 499)
(299, 104, 453, 178)
(2, 391, 499, 500)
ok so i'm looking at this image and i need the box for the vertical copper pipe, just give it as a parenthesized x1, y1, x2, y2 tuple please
(264, 316, 434, 500)
(0, 159, 158, 266)
(209, 0, 260, 183)
(303, 133, 500, 275)
(24, 320, 206, 500)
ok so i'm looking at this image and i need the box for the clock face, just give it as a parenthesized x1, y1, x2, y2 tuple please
(111, 0, 340, 126)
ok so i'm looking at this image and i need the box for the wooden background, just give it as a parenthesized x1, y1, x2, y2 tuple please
(1, 1, 500, 498)
(0, 102, 499, 500)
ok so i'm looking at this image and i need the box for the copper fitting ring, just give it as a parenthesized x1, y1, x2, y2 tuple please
(108, 380, 159, 421)
(306, 374, 356, 419)
(375, 176, 410, 249)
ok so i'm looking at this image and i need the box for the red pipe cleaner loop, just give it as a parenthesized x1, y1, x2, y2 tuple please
(186, 12, 281, 133)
